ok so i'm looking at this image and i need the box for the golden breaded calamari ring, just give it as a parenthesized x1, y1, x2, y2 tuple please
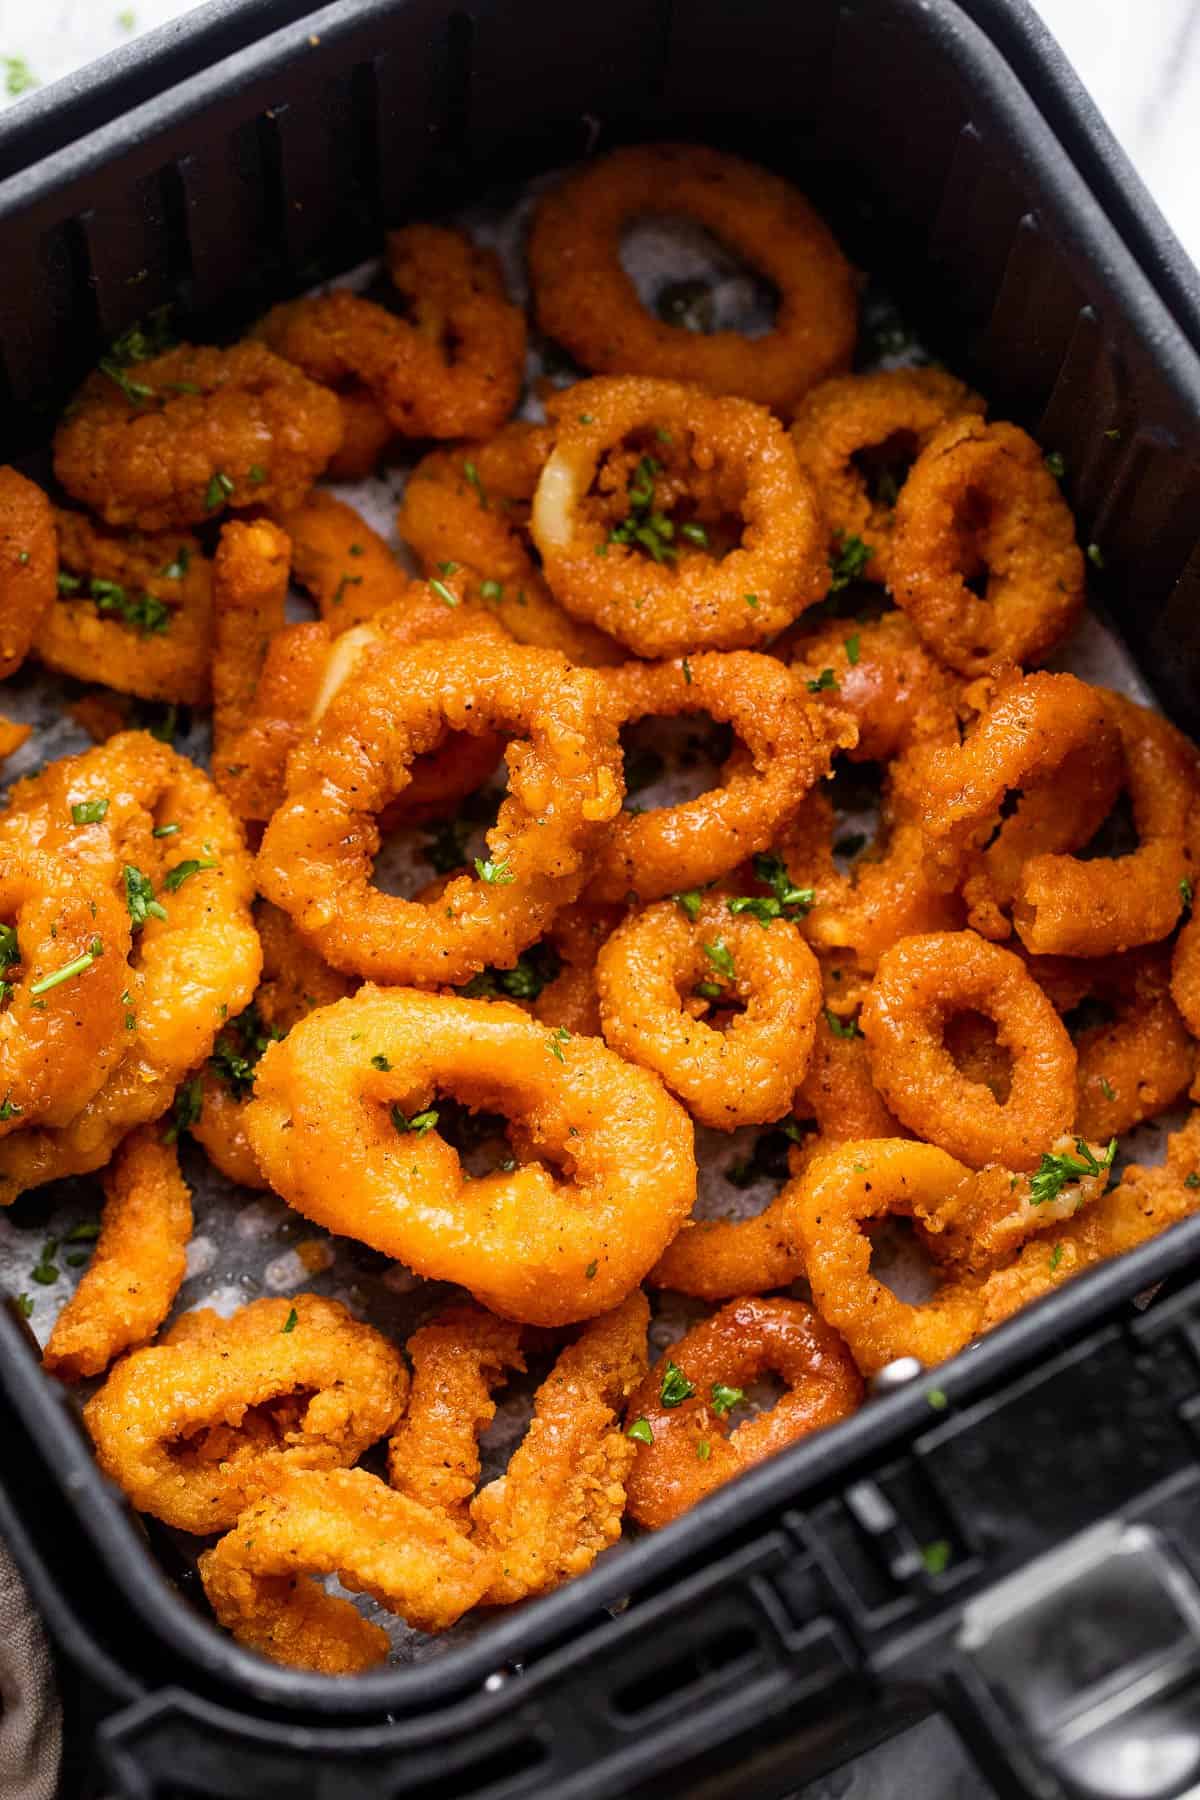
(84, 1294, 408, 1533)
(42, 1126, 192, 1381)
(783, 609, 963, 763)
(531, 378, 828, 657)
(470, 1293, 649, 1602)
(37, 509, 213, 704)
(789, 1124, 1200, 1375)
(272, 491, 410, 632)
(53, 342, 342, 531)
(258, 638, 622, 985)
(861, 931, 1076, 1170)
(596, 895, 822, 1129)
(199, 1466, 496, 1672)
(528, 144, 856, 410)
(888, 417, 1085, 674)
(0, 466, 57, 678)
(589, 651, 851, 904)
(242, 988, 697, 1325)
(399, 425, 624, 665)
(0, 734, 260, 1201)
(0, 846, 132, 1135)
(790, 368, 985, 585)
(256, 225, 526, 439)
(624, 1297, 863, 1529)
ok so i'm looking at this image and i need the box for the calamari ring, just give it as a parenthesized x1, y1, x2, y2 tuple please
(1012, 695, 1199, 956)
(528, 144, 856, 410)
(470, 1293, 649, 1602)
(42, 1126, 192, 1381)
(649, 1010, 901, 1301)
(258, 638, 622, 986)
(918, 671, 1120, 883)
(888, 417, 1085, 674)
(199, 1466, 496, 1671)
(399, 425, 624, 666)
(588, 651, 851, 904)
(531, 377, 828, 658)
(595, 895, 821, 1130)
(53, 342, 342, 531)
(327, 385, 394, 480)
(916, 1128, 1115, 1277)
(788, 1125, 1200, 1374)
(192, 902, 355, 1190)
(780, 775, 964, 973)
(242, 987, 697, 1326)
(0, 846, 132, 1135)
(211, 517, 293, 823)
(790, 369, 985, 584)
(624, 1297, 863, 1530)
(84, 1294, 408, 1534)
(37, 509, 213, 704)
(257, 226, 526, 439)
(783, 609, 963, 763)
(0, 733, 260, 1201)
(861, 931, 1076, 1169)
(0, 466, 56, 678)
(1033, 947, 1194, 1140)
(386, 1306, 526, 1523)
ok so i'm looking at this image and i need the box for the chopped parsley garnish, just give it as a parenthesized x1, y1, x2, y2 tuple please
(463, 460, 487, 507)
(711, 1382, 746, 1416)
(28, 937, 104, 996)
(693, 981, 724, 1002)
(1048, 1243, 1064, 1273)
(282, 1306, 299, 1334)
(744, 592, 759, 609)
(124, 865, 167, 928)
(209, 1003, 280, 1099)
(479, 579, 504, 603)
(429, 578, 459, 607)
(99, 361, 154, 404)
(1181, 876, 1193, 908)
(248, 465, 266, 485)
(460, 942, 561, 1003)
(672, 889, 704, 922)
(153, 822, 180, 838)
(546, 1026, 571, 1062)
(59, 572, 171, 635)
(0, 925, 20, 970)
(696, 1439, 712, 1461)
(585, 1260, 598, 1280)
(660, 1361, 695, 1408)
(1186, 1172, 1200, 1190)
(926, 1388, 948, 1411)
(107, 308, 175, 366)
(844, 633, 861, 666)
(681, 656, 692, 685)
(3, 56, 38, 95)
(31, 1238, 59, 1286)
(828, 533, 872, 591)
(729, 856, 813, 926)
(14, 1293, 33, 1319)
(680, 522, 709, 549)
(702, 938, 736, 981)
(1087, 542, 1105, 570)
(1044, 451, 1065, 479)
(1029, 1137, 1116, 1206)
(1099, 1076, 1116, 1102)
(606, 456, 677, 563)
(626, 1417, 654, 1445)
(474, 856, 515, 886)
(203, 470, 235, 511)
(0, 1091, 22, 1123)
(824, 1008, 861, 1039)
(164, 1075, 203, 1142)
(391, 1105, 439, 1135)
(71, 798, 109, 825)
(331, 574, 363, 607)
(921, 1540, 951, 1577)
(806, 667, 839, 694)
(371, 1053, 392, 1071)
(66, 1221, 101, 1243)
(162, 857, 216, 892)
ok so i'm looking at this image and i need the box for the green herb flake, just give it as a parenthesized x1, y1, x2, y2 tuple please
(429, 577, 459, 608)
(806, 667, 839, 694)
(921, 1540, 951, 1577)
(1181, 876, 1193, 908)
(153, 822, 181, 838)
(124, 864, 167, 929)
(681, 656, 692, 685)
(474, 856, 515, 886)
(4, 56, 38, 96)
(1087, 542, 1105, 570)
(680, 522, 709, 549)
(31, 1238, 59, 1286)
(1186, 1172, 1200, 1190)
(829, 533, 872, 592)
(1049, 1243, 1064, 1273)
(282, 1306, 299, 1334)
(14, 1293, 33, 1319)
(0, 1092, 22, 1123)
(66, 1221, 102, 1244)
(546, 1026, 571, 1063)
(71, 798, 109, 825)
(844, 633, 861, 666)
(331, 574, 363, 608)
(1029, 1136, 1116, 1206)
(711, 1382, 745, 1417)
(479, 578, 504, 603)
(164, 1074, 203, 1143)
(371, 1054, 392, 1072)
(585, 1260, 598, 1280)
(702, 938, 736, 981)
(391, 1105, 439, 1136)
(660, 1361, 695, 1408)
(925, 1388, 948, 1411)
(696, 1438, 712, 1461)
(672, 889, 703, 922)
(626, 1417, 654, 1445)
(203, 470, 235, 511)
(1099, 1076, 1116, 1102)
(162, 857, 216, 893)
(463, 460, 487, 508)
(824, 1008, 861, 1039)
(1044, 450, 1065, 479)
(29, 937, 104, 997)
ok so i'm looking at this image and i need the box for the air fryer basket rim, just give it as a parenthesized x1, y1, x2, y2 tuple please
(0, 0, 1198, 1741)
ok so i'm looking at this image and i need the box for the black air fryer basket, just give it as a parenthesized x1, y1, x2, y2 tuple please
(2, 2, 1200, 1795)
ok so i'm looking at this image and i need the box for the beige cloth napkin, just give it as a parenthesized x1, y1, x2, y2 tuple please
(0, 1538, 63, 1800)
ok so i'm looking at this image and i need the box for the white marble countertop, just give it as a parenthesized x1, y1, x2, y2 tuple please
(0, 0, 1196, 267)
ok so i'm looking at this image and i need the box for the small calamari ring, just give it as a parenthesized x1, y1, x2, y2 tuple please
(787, 1127, 1200, 1374)
(528, 144, 856, 411)
(624, 1296, 863, 1529)
(589, 651, 851, 904)
(53, 341, 342, 531)
(258, 637, 623, 986)
(861, 930, 1076, 1169)
(783, 609, 963, 763)
(888, 417, 1085, 674)
(596, 895, 821, 1130)
(243, 987, 696, 1326)
(531, 377, 828, 658)
(1012, 695, 1199, 956)
(790, 368, 985, 585)
(0, 846, 132, 1136)
(199, 1465, 496, 1671)
(84, 1294, 409, 1533)
(42, 1125, 191, 1381)
(0, 466, 57, 678)
(399, 425, 624, 666)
